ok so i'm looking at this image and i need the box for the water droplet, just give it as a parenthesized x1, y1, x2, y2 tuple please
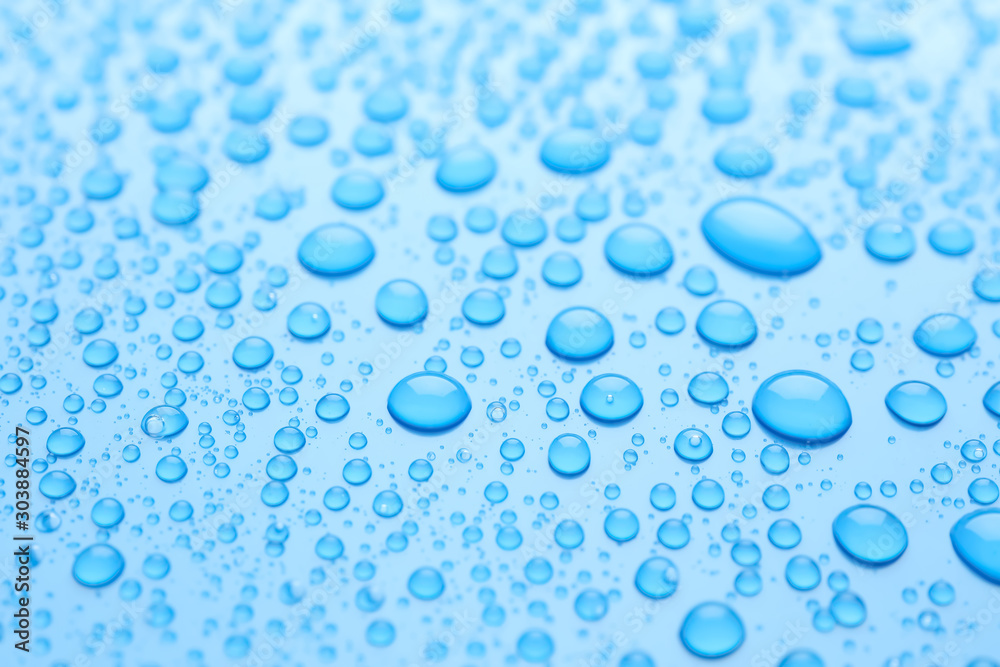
(580, 374, 643, 423)
(387, 372, 472, 432)
(702, 198, 820, 275)
(752, 371, 852, 444)
(604, 223, 673, 276)
(833, 504, 908, 565)
(73, 544, 125, 587)
(545, 307, 614, 361)
(884, 381, 947, 426)
(679, 602, 744, 658)
(548, 433, 591, 477)
(298, 223, 375, 276)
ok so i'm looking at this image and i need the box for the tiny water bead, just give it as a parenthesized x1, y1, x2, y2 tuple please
(701, 198, 821, 276)
(696, 300, 757, 348)
(73, 544, 126, 588)
(375, 280, 428, 326)
(634, 557, 679, 599)
(604, 223, 673, 276)
(298, 223, 375, 276)
(387, 372, 471, 432)
(579, 374, 643, 423)
(674, 428, 713, 462)
(913, 313, 977, 357)
(833, 505, 908, 565)
(950, 509, 1000, 584)
(884, 381, 947, 426)
(545, 307, 614, 361)
(548, 433, 591, 477)
(679, 602, 744, 658)
(752, 371, 852, 444)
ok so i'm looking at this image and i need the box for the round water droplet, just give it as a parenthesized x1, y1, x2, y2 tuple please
(545, 307, 614, 361)
(604, 508, 639, 542)
(436, 144, 496, 192)
(833, 504, 908, 565)
(408, 567, 445, 600)
(316, 393, 350, 422)
(73, 544, 125, 587)
(155, 455, 188, 483)
(713, 137, 773, 178)
(461, 289, 504, 325)
(331, 171, 383, 210)
(680, 602, 744, 658)
(387, 372, 472, 432)
(702, 198, 820, 275)
(634, 557, 679, 599)
(232, 336, 274, 370)
(376, 280, 428, 326)
(884, 381, 947, 426)
(865, 221, 915, 261)
(604, 223, 673, 276)
(752, 371, 852, 444)
(696, 300, 757, 348)
(674, 428, 713, 462)
(287, 302, 331, 339)
(298, 223, 375, 276)
(548, 433, 591, 477)
(580, 374, 643, 423)
(688, 372, 729, 404)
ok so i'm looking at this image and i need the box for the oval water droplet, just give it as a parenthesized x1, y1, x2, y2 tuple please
(604, 223, 673, 276)
(387, 372, 471, 432)
(73, 544, 125, 587)
(950, 509, 1000, 584)
(701, 198, 821, 276)
(752, 371, 852, 444)
(540, 128, 610, 174)
(696, 300, 757, 349)
(913, 314, 976, 357)
(298, 223, 375, 277)
(884, 381, 947, 426)
(545, 307, 614, 361)
(141, 405, 189, 438)
(435, 144, 496, 192)
(833, 504, 908, 565)
(679, 602, 744, 658)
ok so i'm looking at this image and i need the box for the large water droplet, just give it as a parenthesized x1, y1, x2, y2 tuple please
(604, 223, 673, 276)
(884, 381, 947, 426)
(46, 426, 86, 457)
(387, 372, 471, 432)
(540, 128, 610, 174)
(580, 374, 643, 423)
(548, 433, 591, 477)
(833, 504, 908, 565)
(913, 314, 976, 357)
(634, 557, 679, 599)
(545, 307, 614, 361)
(752, 371, 852, 444)
(376, 280, 428, 326)
(701, 198, 821, 276)
(679, 602, 745, 658)
(141, 405, 189, 438)
(435, 144, 496, 192)
(298, 223, 375, 276)
(696, 300, 757, 348)
(950, 509, 1000, 584)
(73, 544, 125, 587)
